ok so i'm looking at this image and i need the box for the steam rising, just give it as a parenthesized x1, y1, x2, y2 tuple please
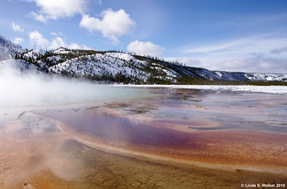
(1, 62, 147, 107)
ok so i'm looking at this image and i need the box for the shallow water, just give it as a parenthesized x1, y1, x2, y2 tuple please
(1, 87, 287, 189)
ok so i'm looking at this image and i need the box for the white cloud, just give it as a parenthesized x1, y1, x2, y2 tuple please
(80, 9, 136, 44)
(69, 43, 81, 49)
(28, 30, 88, 50)
(270, 46, 287, 54)
(28, 30, 49, 48)
(212, 53, 286, 73)
(30, 12, 47, 23)
(164, 53, 285, 73)
(183, 37, 259, 54)
(184, 40, 241, 54)
(11, 23, 24, 33)
(50, 32, 58, 36)
(49, 37, 66, 49)
(165, 57, 202, 67)
(182, 36, 285, 55)
(179, 36, 286, 73)
(29, 0, 87, 22)
(50, 32, 65, 37)
(215, 13, 285, 30)
(127, 40, 165, 57)
(12, 37, 24, 44)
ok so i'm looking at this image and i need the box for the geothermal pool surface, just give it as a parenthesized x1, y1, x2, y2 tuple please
(1, 87, 287, 189)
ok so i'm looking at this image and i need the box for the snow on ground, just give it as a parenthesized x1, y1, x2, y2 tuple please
(116, 84, 287, 94)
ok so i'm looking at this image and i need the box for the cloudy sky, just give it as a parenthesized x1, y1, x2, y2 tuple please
(0, 0, 286, 73)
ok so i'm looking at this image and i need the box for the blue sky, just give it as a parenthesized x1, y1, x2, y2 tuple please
(0, 0, 286, 73)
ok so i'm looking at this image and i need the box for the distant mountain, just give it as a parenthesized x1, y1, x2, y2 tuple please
(1, 36, 286, 84)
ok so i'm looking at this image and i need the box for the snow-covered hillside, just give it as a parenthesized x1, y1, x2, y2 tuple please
(1, 35, 286, 84)
(49, 52, 151, 82)
(0, 36, 24, 61)
(245, 73, 287, 81)
(11, 48, 287, 83)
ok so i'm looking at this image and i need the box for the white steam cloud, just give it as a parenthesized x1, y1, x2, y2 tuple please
(0, 60, 147, 107)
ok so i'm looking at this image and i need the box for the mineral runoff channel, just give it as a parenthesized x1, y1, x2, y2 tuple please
(1, 87, 287, 189)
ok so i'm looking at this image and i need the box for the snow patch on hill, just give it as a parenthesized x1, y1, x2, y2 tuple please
(52, 47, 72, 54)
(106, 52, 134, 61)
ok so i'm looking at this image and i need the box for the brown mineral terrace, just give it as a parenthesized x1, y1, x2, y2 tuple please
(1, 88, 286, 189)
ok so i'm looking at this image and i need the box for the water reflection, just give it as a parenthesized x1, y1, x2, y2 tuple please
(37, 88, 287, 167)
